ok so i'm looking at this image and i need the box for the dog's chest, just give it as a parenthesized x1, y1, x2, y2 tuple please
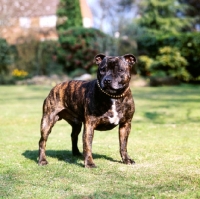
(108, 99, 120, 125)
(94, 99, 122, 131)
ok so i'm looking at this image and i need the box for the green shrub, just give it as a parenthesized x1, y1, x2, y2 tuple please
(0, 38, 13, 76)
(0, 75, 15, 85)
(0, 38, 16, 84)
(36, 40, 62, 75)
(137, 33, 161, 57)
(137, 47, 190, 81)
(57, 27, 115, 75)
(13, 36, 60, 76)
(14, 36, 40, 76)
(176, 33, 200, 79)
(0, 36, 63, 85)
(151, 46, 190, 81)
(137, 32, 200, 81)
(138, 55, 154, 76)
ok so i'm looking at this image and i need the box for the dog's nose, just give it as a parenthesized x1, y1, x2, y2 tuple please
(104, 78, 111, 85)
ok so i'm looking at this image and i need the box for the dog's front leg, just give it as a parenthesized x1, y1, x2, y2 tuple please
(83, 123, 96, 168)
(119, 122, 135, 165)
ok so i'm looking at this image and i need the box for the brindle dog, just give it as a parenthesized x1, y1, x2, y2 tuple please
(38, 54, 136, 168)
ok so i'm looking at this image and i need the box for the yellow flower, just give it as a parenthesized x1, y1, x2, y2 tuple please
(12, 69, 28, 78)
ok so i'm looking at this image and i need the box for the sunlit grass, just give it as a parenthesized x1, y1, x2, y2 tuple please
(0, 84, 200, 198)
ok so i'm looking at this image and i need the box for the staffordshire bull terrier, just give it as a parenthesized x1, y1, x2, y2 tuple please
(38, 54, 136, 168)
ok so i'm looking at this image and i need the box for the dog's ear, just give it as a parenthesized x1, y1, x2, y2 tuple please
(123, 54, 136, 65)
(94, 54, 106, 65)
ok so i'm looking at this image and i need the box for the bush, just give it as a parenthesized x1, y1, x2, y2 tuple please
(36, 40, 62, 75)
(137, 55, 153, 76)
(57, 27, 115, 75)
(13, 35, 60, 77)
(13, 35, 40, 76)
(151, 46, 190, 81)
(0, 38, 13, 76)
(137, 46, 190, 81)
(176, 33, 200, 79)
(0, 38, 16, 84)
(137, 32, 200, 81)
(0, 35, 63, 85)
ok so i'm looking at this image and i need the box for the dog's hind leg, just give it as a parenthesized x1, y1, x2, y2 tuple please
(69, 121, 82, 156)
(38, 112, 59, 165)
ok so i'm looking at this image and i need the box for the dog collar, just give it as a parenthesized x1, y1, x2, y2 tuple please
(96, 80, 130, 99)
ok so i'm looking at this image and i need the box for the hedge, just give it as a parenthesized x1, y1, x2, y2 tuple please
(137, 32, 200, 81)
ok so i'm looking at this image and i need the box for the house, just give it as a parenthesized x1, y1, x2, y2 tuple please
(0, 0, 93, 44)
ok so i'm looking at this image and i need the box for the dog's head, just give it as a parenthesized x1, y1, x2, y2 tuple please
(95, 54, 136, 97)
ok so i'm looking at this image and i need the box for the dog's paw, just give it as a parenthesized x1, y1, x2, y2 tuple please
(38, 159, 48, 166)
(84, 163, 96, 168)
(123, 158, 135, 165)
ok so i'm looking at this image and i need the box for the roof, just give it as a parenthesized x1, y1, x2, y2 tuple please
(0, 0, 93, 28)
(0, 0, 59, 18)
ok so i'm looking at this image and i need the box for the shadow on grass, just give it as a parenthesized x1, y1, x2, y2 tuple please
(22, 149, 120, 167)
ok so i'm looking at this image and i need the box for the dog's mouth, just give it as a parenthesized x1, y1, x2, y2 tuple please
(104, 87, 123, 94)
(97, 80, 129, 98)
(103, 82, 127, 94)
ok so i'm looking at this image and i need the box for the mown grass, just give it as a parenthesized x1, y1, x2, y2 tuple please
(0, 84, 200, 199)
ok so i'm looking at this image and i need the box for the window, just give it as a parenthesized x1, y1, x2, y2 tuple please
(19, 17, 31, 28)
(39, 15, 57, 28)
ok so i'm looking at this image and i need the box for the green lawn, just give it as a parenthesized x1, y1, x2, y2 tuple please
(0, 84, 200, 199)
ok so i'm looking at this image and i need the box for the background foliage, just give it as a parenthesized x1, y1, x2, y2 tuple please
(0, 0, 200, 84)
(14, 37, 59, 76)
(136, 32, 200, 81)
(56, 0, 82, 31)
(116, 0, 200, 82)
(0, 38, 14, 84)
(136, 0, 192, 34)
(57, 27, 115, 76)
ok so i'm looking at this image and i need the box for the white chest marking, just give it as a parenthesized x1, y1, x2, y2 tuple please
(108, 99, 120, 125)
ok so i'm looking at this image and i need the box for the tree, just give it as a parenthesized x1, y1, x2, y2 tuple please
(56, 27, 115, 75)
(179, 0, 200, 31)
(56, 0, 115, 75)
(56, 0, 82, 32)
(136, 0, 192, 34)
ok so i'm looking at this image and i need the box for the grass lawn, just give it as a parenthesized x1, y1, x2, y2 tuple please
(0, 84, 200, 199)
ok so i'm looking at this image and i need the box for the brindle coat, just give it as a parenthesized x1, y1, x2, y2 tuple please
(38, 54, 136, 168)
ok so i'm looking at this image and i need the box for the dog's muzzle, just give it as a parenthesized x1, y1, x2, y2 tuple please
(97, 80, 129, 99)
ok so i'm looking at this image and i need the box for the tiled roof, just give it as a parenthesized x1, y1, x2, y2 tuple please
(0, 0, 93, 18)
(0, 0, 59, 17)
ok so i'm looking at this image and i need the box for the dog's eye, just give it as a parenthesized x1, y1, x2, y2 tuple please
(118, 69, 124, 72)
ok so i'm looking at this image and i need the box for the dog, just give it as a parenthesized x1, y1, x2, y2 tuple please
(38, 53, 136, 168)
